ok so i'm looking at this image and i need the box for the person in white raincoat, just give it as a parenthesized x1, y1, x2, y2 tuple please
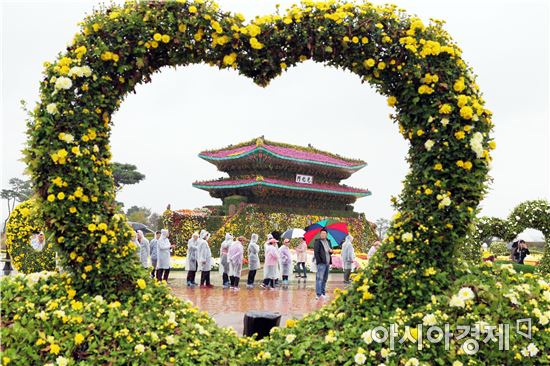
(149, 231, 160, 278)
(156, 229, 173, 282)
(186, 232, 200, 287)
(279, 238, 292, 287)
(137, 230, 150, 269)
(341, 234, 356, 284)
(261, 238, 279, 290)
(198, 231, 213, 288)
(228, 236, 247, 290)
(220, 233, 233, 289)
(262, 234, 274, 283)
(246, 233, 260, 288)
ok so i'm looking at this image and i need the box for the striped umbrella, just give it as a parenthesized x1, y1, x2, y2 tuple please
(304, 219, 348, 248)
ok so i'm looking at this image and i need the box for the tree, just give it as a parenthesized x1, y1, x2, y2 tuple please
(375, 218, 390, 240)
(148, 212, 162, 230)
(1, 177, 33, 232)
(112, 163, 145, 192)
(126, 206, 152, 224)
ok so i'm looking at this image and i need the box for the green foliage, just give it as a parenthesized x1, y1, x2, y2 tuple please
(5, 199, 56, 273)
(464, 200, 549, 273)
(6, 1, 542, 364)
(112, 162, 145, 191)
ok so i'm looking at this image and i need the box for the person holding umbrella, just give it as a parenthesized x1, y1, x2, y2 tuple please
(313, 228, 333, 300)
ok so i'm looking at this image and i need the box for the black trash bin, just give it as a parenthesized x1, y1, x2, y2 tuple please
(243, 311, 281, 339)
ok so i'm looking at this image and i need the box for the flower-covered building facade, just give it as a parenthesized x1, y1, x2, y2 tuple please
(193, 137, 371, 215)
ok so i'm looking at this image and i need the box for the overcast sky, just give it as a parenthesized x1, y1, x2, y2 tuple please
(1, 0, 549, 229)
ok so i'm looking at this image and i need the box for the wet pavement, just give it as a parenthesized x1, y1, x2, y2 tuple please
(168, 269, 346, 335)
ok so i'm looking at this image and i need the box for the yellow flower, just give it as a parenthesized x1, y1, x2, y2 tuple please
(361, 37, 369, 44)
(424, 188, 433, 195)
(454, 131, 466, 140)
(250, 38, 264, 50)
(377, 61, 386, 70)
(50, 343, 61, 355)
(352, 36, 359, 43)
(363, 58, 375, 68)
(386, 252, 395, 259)
(74, 333, 85, 345)
(178, 24, 187, 32)
(463, 161, 473, 170)
(453, 77, 466, 92)
(418, 85, 434, 95)
(342, 36, 350, 42)
(223, 53, 237, 66)
(71, 301, 83, 311)
(434, 163, 443, 171)
(456, 160, 464, 167)
(286, 319, 296, 328)
(439, 104, 452, 114)
(161, 34, 170, 43)
(153, 33, 162, 41)
(88, 223, 97, 232)
(460, 106, 473, 120)
(416, 129, 424, 136)
(489, 141, 496, 150)
(47, 194, 55, 202)
(387, 96, 397, 107)
(189, 5, 197, 13)
(137, 279, 147, 289)
(84, 265, 93, 272)
(57, 192, 65, 200)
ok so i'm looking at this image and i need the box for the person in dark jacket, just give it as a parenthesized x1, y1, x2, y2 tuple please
(313, 229, 333, 300)
(514, 241, 530, 264)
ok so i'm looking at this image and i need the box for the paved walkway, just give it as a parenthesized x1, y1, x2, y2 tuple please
(168, 269, 346, 335)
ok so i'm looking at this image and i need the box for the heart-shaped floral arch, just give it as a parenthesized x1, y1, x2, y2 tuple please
(5, 1, 548, 365)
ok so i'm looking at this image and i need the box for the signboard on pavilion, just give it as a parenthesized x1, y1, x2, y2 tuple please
(296, 174, 313, 184)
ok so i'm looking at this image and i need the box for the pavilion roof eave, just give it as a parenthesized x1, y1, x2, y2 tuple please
(198, 146, 367, 171)
(192, 180, 372, 198)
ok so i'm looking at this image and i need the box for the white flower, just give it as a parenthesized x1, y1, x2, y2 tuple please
(134, 344, 145, 354)
(56, 357, 68, 366)
(401, 232, 413, 242)
(424, 140, 434, 151)
(470, 132, 484, 158)
(68, 65, 92, 78)
(520, 343, 539, 357)
(422, 313, 437, 326)
(165, 335, 176, 345)
(441, 118, 449, 126)
(54, 76, 73, 90)
(452, 361, 463, 366)
(405, 358, 419, 366)
(286, 334, 296, 343)
(46, 103, 58, 114)
(59, 133, 74, 143)
(380, 348, 389, 358)
(325, 333, 337, 343)
(542, 290, 550, 302)
(449, 295, 465, 308)
(354, 352, 366, 365)
(458, 287, 475, 301)
(538, 314, 549, 326)
(361, 330, 373, 344)
(440, 196, 451, 207)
